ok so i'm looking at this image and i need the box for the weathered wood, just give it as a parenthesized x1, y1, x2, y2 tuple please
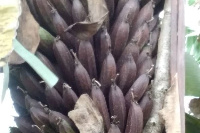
(177, 0, 185, 132)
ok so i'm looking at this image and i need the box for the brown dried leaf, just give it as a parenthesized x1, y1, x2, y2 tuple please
(159, 74, 181, 133)
(189, 98, 200, 118)
(9, 0, 40, 64)
(0, 0, 20, 66)
(66, 0, 108, 40)
(68, 94, 104, 133)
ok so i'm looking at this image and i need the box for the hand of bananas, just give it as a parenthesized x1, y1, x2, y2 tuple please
(9, 0, 164, 133)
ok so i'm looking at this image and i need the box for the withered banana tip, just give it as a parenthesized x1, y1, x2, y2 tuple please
(111, 73, 119, 84)
(39, 80, 45, 84)
(56, 117, 62, 125)
(70, 49, 79, 65)
(40, 125, 47, 133)
(17, 86, 27, 95)
(63, 83, 71, 89)
(38, 102, 48, 109)
(111, 115, 120, 125)
(32, 125, 42, 132)
(146, 64, 154, 76)
(131, 89, 138, 104)
(46, 1, 56, 12)
(55, 36, 61, 42)
(92, 79, 101, 87)
(43, 107, 51, 114)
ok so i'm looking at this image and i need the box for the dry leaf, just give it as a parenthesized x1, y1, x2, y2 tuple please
(9, 0, 40, 64)
(67, 0, 108, 40)
(189, 98, 200, 118)
(68, 94, 104, 133)
(159, 74, 181, 133)
(0, 0, 21, 66)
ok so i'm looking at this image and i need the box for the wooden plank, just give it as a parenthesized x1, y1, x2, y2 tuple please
(170, 0, 185, 132)
(170, 0, 178, 81)
(177, 0, 185, 132)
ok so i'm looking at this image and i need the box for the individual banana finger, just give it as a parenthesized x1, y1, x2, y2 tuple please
(117, 54, 137, 94)
(99, 51, 116, 96)
(72, 0, 87, 22)
(125, 92, 143, 133)
(71, 50, 92, 95)
(91, 79, 110, 132)
(78, 40, 97, 79)
(109, 75, 126, 132)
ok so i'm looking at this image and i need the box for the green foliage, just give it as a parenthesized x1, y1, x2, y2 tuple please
(185, 52, 200, 96)
(186, 113, 200, 133)
(39, 27, 54, 46)
(188, 0, 196, 6)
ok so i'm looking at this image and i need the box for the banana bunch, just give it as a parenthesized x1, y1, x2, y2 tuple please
(9, 0, 164, 132)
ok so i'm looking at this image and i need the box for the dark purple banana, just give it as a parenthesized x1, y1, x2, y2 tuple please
(109, 75, 126, 132)
(44, 107, 78, 132)
(49, 0, 73, 25)
(29, 107, 51, 127)
(125, 92, 143, 133)
(62, 83, 78, 112)
(117, 41, 139, 69)
(137, 57, 154, 77)
(131, 23, 150, 50)
(10, 87, 25, 108)
(99, 51, 116, 96)
(111, 0, 140, 60)
(57, 118, 76, 133)
(14, 116, 40, 133)
(91, 79, 110, 132)
(20, 68, 46, 103)
(137, 45, 152, 69)
(78, 40, 97, 79)
(125, 71, 151, 109)
(129, 1, 154, 40)
(45, 85, 65, 113)
(108, 123, 121, 133)
(50, 7, 78, 50)
(117, 54, 137, 94)
(71, 50, 92, 95)
(33, 0, 56, 34)
(72, 0, 87, 22)
(35, 52, 58, 76)
(148, 15, 159, 32)
(139, 92, 153, 125)
(53, 38, 75, 87)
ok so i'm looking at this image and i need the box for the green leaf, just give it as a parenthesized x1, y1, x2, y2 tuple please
(188, 0, 196, 6)
(186, 27, 194, 35)
(13, 39, 58, 88)
(1, 63, 9, 102)
(38, 27, 56, 62)
(193, 38, 200, 58)
(186, 36, 197, 52)
(186, 113, 200, 133)
(186, 52, 200, 96)
(39, 27, 54, 45)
